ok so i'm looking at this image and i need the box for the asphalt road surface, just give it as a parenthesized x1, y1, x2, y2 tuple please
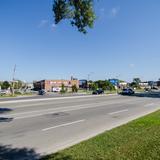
(0, 94, 160, 159)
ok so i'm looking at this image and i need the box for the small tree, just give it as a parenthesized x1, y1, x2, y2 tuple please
(90, 83, 98, 91)
(130, 82, 140, 89)
(14, 80, 23, 89)
(106, 81, 115, 91)
(131, 78, 141, 89)
(60, 83, 66, 94)
(1, 81, 10, 90)
(133, 78, 141, 84)
(72, 84, 78, 93)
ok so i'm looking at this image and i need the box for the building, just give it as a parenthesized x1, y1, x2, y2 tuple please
(33, 79, 79, 92)
(119, 81, 128, 89)
(79, 79, 88, 89)
(139, 82, 149, 89)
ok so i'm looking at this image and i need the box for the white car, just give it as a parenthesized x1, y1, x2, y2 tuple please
(0, 90, 9, 95)
(52, 87, 61, 92)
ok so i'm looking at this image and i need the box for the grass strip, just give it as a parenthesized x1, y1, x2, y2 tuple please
(42, 110, 160, 160)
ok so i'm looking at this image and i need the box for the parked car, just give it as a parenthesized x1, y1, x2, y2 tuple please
(92, 89, 104, 95)
(121, 88, 135, 95)
(0, 90, 9, 95)
(38, 89, 46, 95)
(52, 87, 61, 92)
(152, 86, 159, 90)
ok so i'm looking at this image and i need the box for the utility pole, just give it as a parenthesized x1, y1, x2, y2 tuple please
(11, 64, 16, 96)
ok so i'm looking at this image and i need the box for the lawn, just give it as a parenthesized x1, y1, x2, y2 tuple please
(42, 110, 160, 160)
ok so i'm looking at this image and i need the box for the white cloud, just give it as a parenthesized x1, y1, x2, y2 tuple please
(38, 19, 48, 28)
(129, 63, 135, 68)
(109, 7, 120, 18)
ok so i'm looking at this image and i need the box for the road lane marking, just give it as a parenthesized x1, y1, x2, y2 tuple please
(0, 94, 117, 104)
(2, 99, 135, 120)
(144, 103, 155, 107)
(42, 119, 85, 131)
(109, 109, 128, 115)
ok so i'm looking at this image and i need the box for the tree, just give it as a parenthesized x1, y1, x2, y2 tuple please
(133, 78, 141, 84)
(105, 81, 115, 91)
(53, 0, 95, 33)
(72, 84, 78, 92)
(1, 81, 10, 90)
(130, 82, 140, 89)
(89, 82, 98, 91)
(94, 80, 115, 91)
(60, 83, 66, 93)
(14, 80, 23, 89)
(131, 78, 141, 89)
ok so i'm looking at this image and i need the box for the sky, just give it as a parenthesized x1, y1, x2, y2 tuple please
(0, 0, 160, 82)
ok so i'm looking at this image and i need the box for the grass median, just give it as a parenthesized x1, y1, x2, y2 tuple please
(42, 110, 160, 160)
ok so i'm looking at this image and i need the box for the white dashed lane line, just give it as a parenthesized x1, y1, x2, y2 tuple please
(42, 119, 85, 131)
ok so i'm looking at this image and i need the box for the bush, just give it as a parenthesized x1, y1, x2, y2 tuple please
(72, 85, 78, 93)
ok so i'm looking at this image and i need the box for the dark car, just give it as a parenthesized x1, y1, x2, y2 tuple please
(92, 89, 104, 95)
(38, 89, 46, 95)
(121, 88, 134, 95)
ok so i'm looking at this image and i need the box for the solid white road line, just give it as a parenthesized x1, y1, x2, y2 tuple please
(42, 119, 85, 131)
(108, 109, 128, 115)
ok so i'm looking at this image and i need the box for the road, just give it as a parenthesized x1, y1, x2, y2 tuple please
(0, 94, 160, 159)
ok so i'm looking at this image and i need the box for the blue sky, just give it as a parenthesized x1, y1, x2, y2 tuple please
(0, 0, 160, 82)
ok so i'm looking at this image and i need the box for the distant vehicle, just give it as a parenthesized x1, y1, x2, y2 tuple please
(92, 89, 104, 95)
(145, 87, 151, 92)
(121, 88, 135, 95)
(38, 89, 46, 95)
(52, 87, 61, 92)
(0, 90, 8, 95)
(152, 86, 159, 90)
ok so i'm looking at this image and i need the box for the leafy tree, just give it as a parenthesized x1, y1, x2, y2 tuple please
(133, 78, 141, 84)
(1, 81, 10, 90)
(94, 80, 115, 91)
(14, 80, 23, 89)
(130, 82, 140, 89)
(53, 0, 95, 33)
(60, 83, 66, 93)
(89, 82, 98, 91)
(72, 84, 78, 92)
(105, 81, 115, 91)
(131, 78, 141, 89)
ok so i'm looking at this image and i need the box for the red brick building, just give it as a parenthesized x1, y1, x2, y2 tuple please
(33, 79, 79, 92)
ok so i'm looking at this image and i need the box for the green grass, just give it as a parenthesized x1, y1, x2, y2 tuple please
(0, 93, 34, 98)
(105, 90, 117, 94)
(42, 110, 160, 160)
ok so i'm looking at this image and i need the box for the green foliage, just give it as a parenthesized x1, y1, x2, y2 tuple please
(42, 110, 160, 160)
(14, 80, 23, 89)
(72, 84, 78, 93)
(60, 83, 66, 94)
(131, 78, 141, 89)
(133, 78, 141, 84)
(89, 82, 98, 91)
(1, 81, 10, 90)
(130, 82, 140, 89)
(53, 0, 95, 33)
(94, 80, 115, 91)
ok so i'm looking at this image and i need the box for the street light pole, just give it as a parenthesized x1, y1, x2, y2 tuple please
(11, 64, 16, 96)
